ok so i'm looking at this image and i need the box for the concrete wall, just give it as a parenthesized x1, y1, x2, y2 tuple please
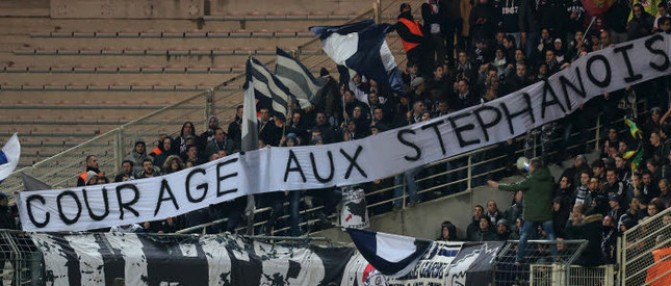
(50, 0, 204, 19)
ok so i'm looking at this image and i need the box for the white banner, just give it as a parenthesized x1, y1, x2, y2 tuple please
(17, 33, 671, 232)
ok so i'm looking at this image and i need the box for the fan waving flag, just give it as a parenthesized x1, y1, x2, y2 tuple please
(275, 48, 325, 109)
(346, 228, 432, 277)
(246, 57, 297, 118)
(0, 133, 20, 183)
(310, 20, 405, 95)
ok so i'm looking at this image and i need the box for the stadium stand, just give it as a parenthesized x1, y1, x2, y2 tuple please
(4, 0, 671, 284)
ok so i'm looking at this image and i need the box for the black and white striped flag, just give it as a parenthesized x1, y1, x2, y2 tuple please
(274, 48, 325, 109)
(31, 232, 355, 286)
(246, 57, 297, 118)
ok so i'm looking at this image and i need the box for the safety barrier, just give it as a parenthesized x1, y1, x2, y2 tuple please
(619, 205, 671, 286)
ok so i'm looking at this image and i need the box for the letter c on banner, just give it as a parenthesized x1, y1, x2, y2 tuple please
(26, 195, 49, 228)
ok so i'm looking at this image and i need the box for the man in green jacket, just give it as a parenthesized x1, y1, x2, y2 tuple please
(487, 157, 557, 263)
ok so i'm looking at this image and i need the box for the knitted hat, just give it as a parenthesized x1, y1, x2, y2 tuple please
(86, 171, 99, 184)
(411, 77, 424, 89)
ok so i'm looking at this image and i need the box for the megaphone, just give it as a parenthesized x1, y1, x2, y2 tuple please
(516, 157, 530, 172)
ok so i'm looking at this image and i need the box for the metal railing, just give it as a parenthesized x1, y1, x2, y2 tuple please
(619, 203, 671, 286)
(494, 239, 589, 286)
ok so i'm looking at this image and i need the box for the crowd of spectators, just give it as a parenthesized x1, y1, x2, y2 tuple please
(5, 1, 666, 249)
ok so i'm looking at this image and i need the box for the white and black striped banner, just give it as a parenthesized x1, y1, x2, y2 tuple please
(32, 233, 354, 286)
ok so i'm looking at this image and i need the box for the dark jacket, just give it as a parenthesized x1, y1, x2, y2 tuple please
(565, 213, 605, 266)
(469, 2, 497, 41)
(605, 0, 631, 33)
(395, 12, 424, 44)
(628, 11, 655, 40)
(204, 137, 239, 159)
(498, 167, 554, 222)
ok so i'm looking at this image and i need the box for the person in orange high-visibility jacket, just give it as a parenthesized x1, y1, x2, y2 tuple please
(394, 3, 427, 75)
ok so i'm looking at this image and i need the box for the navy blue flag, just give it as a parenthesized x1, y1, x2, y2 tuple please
(309, 20, 405, 95)
(346, 228, 432, 277)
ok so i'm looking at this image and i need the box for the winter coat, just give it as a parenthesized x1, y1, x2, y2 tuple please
(565, 213, 605, 266)
(498, 167, 554, 222)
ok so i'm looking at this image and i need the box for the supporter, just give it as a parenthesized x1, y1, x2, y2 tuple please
(506, 61, 532, 92)
(152, 136, 175, 170)
(455, 51, 477, 81)
(565, 203, 604, 266)
(560, 155, 588, 188)
(588, 178, 608, 214)
(438, 221, 458, 241)
(395, 3, 426, 75)
(642, 171, 660, 202)
(77, 155, 105, 187)
(552, 197, 570, 238)
(655, 3, 671, 30)
(421, 0, 445, 68)
(204, 127, 238, 159)
(614, 156, 630, 183)
(402, 61, 420, 87)
(609, 192, 626, 222)
(619, 197, 642, 230)
(604, 169, 625, 201)
(628, 3, 655, 40)
(125, 139, 152, 176)
(504, 190, 523, 223)
(495, 219, 518, 241)
(485, 200, 503, 226)
(227, 105, 243, 146)
(659, 16, 671, 34)
(258, 107, 282, 146)
(466, 204, 485, 241)
(648, 130, 671, 164)
(287, 111, 311, 145)
(647, 198, 665, 218)
(183, 144, 206, 166)
(469, 0, 497, 45)
(491, 47, 507, 77)
(591, 159, 606, 183)
(659, 179, 671, 207)
(148, 133, 168, 158)
(453, 78, 477, 110)
(438, 0, 463, 67)
(84, 171, 99, 186)
(313, 111, 338, 144)
(0, 193, 16, 230)
(574, 171, 592, 209)
(601, 215, 618, 264)
(138, 158, 160, 179)
(472, 217, 498, 241)
(198, 115, 220, 151)
(161, 155, 185, 175)
(114, 160, 135, 183)
(173, 121, 196, 155)
(488, 157, 556, 263)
